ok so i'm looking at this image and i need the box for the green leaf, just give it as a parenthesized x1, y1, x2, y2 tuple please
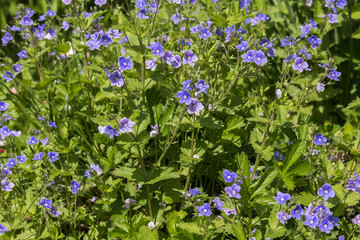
(236, 152, 250, 187)
(177, 222, 203, 235)
(277, 105, 289, 125)
(282, 141, 306, 175)
(198, 117, 223, 129)
(224, 116, 245, 132)
(146, 167, 180, 185)
(347, 97, 360, 108)
(351, 3, 360, 19)
(247, 116, 269, 123)
(113, 167, 145, 183)
(345, 192, 360, 206)
(297, 192, 316, 206)
(250, 169, 278, 199)
(231, 224, 246, 240)
(56, 43, 70, 54)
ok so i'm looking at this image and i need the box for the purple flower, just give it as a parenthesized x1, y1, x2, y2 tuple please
(147, 42, 164, 57)
(1, 32, 12, 46)
(48, 205, 61, 217)
(339, 236, 344, 240)
(198, 28, 212, 40)
(99, 31, 113, 47)
(273, 191, 291, 205)
(5, 158, 17, 169)
(277, 211, 292, 224)
(290, 205, 304, 220)
(145, 58, 157, 71)
(0, 126, 10, 139)
(62, 0, 72, 5)
(1, 178, 14, 191)
(328, 70, 341, 81)
(352, 214, 360, 226)
(0, 102, 9, 111)
(190, 25, 201, 34)
(95, 0, 107, 6)
(336, 0, 347, 9)
(235, 41, 248, 52)
(162, 50, 175, 65)
(224, 208, 237, 216)
(27, 136, 38, 145)
(13, 64, 22, 73)
(222, 169, 238, 183)
(17, 154, 28, 163)
(104, 125, 119, 138)
(196, 79, 209, 94)
(275, 89, 282, 99)
(189, 187, 201, 196)
(150, 124, 159, 137)
(171, 13, 185, 24)
(84, 169, 91, 179)
(108, 70, 124, 87)
(176, 90, 192, 105)
(317, 183, 335, 201)
(48, 151, 59, 162)
(314, 133, 327, 145)
(303, 214, 319, 228)
(183, 50, 198, 67)
(40, 197, 52, 209)
(171, 55, 182, 68)
(328, 13, 338, 23)
(46, 10, 56, 17)
(135, 0, 147, 9)
(0, 224, 10, 235)
(20, 16, 33, 26)
(225, 183, 241, 198)
(40, 138, 49, 146)
(90, 164, 102, 175)
(119, 117, 135, 133)
(325, 0, 335, 8)
(17, 50, 27, 59)
(118, 56, 134, 71)
(300, 48, 311, 59)
(241, 50, 255, 62)
(187, 98, 204, 115)
(33, 152, 44, 160)
(197, 203, 212, 217)
(292, 57, 311, 72)
(212, 197, 224, 210)
(253, 50, 267, 66)
(48, 121, 57, 128)
(2, 71, 14, 82)
(308, 35, 322, 49)
(182, 80, 192, 91)
(70, 180, 81, 194)
(317, 83, 326, 93)
(319, 219, 334, 234)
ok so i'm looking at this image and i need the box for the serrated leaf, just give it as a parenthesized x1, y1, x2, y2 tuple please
(282, 141, 306, 175)
(146, 167, 180, 185)
(113, 167, 145, 183)
(177, 222, 203, 235)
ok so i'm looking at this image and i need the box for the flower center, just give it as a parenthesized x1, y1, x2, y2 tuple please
(123, 63, 127, 66)
(310, 221, 313, 224)
(232, 190, 236, 194)
(203, 209, 207, 212)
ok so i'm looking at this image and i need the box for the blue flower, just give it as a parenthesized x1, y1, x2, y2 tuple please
(190, 25, 201, 34)
(162, 50, 175, 65)
(183, 50, 198, 67)
(0, 223, 10, 235)
(198, 28, 212, 39)
(171, 55, 182, 68)
(62, 21, 70, 31)
(182, 80, 192, 91)
(197, 203, 212, 217)
(277, 211, 292, 224)
(118, 56, 134, 71)
(40, 197, 52, 209)
(336, 0, 347, 9)
(189, 187, 201, 196)
(13, 64, 22, 73)
(187, 98, 204, 115)
(0, 126, 10, 139)
(328, 13, 338, 23)
(46, 10, 56, 17)
(99, 31, 113, 48)
(5, 158, 17, 169)
(176, 90, 192, 105)
(2, 71, 14, 82)
(70, 180, 81, 194)
(1, 32, 12, 46)
(328, 70, 341, 81)
(40, 138, 49, 146)
(319, 219, 334, 234)
(20, 16, 34, 26)
(17, 50, 27, 59)
(292, 57, 311, 72)
(290, 205, 304, 220)
(1, 178, 14, 191)
(119, 118, 135, 133)
(95, 0, 107, 6)
(17, 154, 28, 163)
(104, 125, 119, 139)
(303, 214, 319, 228)
(62, 0, 72, 5)
(0, 102, 9, 111)
(33, 152, 44, 160)
(147, 42, 164, 57)
(145, 58, 157, 71)
(225, 183, 241, 198)
(135, 0, 147, 9)
(27, 136, 39, 145)
(241, 50, 255, 62)
(314, 133, 327, 145)
(48, 205, 61, 217)
(235, 41, 248, 52)
(352, 214, 360, 226)
(108, 71, 124, 87)
(273, 191, 291, 205)
(90, 164, 102, 175)
(253, 50, 267, 66)
(195, 79, 209, 94)
(222, 169, 238, 183)
(308, 35, 322, 49)
(84, 170, 91, 179)
(48, 121, 57, 128)
(212, 197, 224, 210)
(317, 183, 335, 201)
(48, 151, 59, 162)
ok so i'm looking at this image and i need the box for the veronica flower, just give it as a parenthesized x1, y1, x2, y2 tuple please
(308, 35, 322, 49)
(33, 152, 44, 160)
(119, 118, 135, 133)
(1, 178, 14, 191)
(150, 124, 159, 137)
(196, 79, 209, 93)
(2, 71, 14, 82)
(328, 13, 338, 23)
(291, 205, 304, 220)
(48, 151, 59, 162)
(189, 187, 201, 196)
(352, 215, 360, 226)
(48, 121, 57, 128)
(212, 197, 224, 210)
(235, 41, 248, 52)
(317, 83, 325, 93)
(225, 183, 241, 198)
(314, 133, 327, 145)
(176, 90, 192, 105)
(0, 126, 10, 139)
(147, 42, 164, 57)
(317, 183, 335, 201)
(336, 0, 347, 9)
(46, 10, 56, 17)
(108, 70, 124, 87)
(198, 28, 212, 39)
(277, 211, 292, 224)
(303, 214, 319, 228)
(0, 224, 10, 235)
(104, 125, 119, 138)
(40, 197, 52, 209)
(13, 64, 22, 73)
(62, 0, 72, 5)
(135, 0, 147, 9)
(20, 16, 33, 26)
(0, 102, 9, 111)
(190, 25, 201, 34)
(5, 158, 17, 169)
(273, 191, 291, 205)
(118, 56, 134, 71)
(17, 50, 27, 59)
(17, 154, 28, 163)
(70, 180, 81, 194)
(48, 205, 61, 217)
(224, 208, 237, 215)
(187, 98, 204, 115)
(27, 136, 38, 145)
(253, 50, 267, 66)
(275, 89, 282, 99)
(84, 170, 91, 179)
(328, 70, 341, 81)
(162, 50, 175, 65)
(99, 31, 113, 47)
(95, 0, 107, 6)
(137, 8, 150, 19)
(171, 55, 182, 68)
(40, 138, 49, 146)
(145, 58, 157, 71)
(183, 50, 198, 67)
(182, 80, 192, 91)
(90, 164, 102, 175)
(1, 32, 12, 46)
(292, 57, 311, 72)
(197, 203, 212, 217)
(223, 169, 238, 183)
(319, 219, 334, 234)
(241, 50, 255, 62)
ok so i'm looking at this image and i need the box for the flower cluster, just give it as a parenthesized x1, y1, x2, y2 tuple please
(40, 197, 61, 217)
(84, 164, 102, 179)
(98, 117, 135, 138)
(346, 173, 360, 194)
(177, 79, 208, 115)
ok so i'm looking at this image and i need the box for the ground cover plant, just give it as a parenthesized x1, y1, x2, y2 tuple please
(1, 0, 360, 239)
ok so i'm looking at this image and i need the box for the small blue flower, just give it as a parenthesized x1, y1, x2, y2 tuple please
(0, 223, 10, 235)
(5, 158, 17, 169)
(198, 28, 212, 39)
(2, 71, 14, 82)
(70, 180, 81, 194)
(336, 0, 347, 9)
(314, 133, 327, 145)
(40, 138, 49, 146)
(183, 50, 198, 67)
(273, 191, 291, 205)
(104, 125, 119, 139)
(292, 57, 311, 72)
(195, 79, 209, 94)
(277, 211, 292, 224)
(46, 10, 56, 17)
(20, 16, 34, 26)
(182, 80, 192, 91)
(95, 0, 107, 6)
(145, 58, 157, 71)
(48, 121, 57, 128)
(235, 41, 248, 52)
(1, 178, 14, 191)
(118, 56, 134, 71)
(48, 151, 59, 162)
(162, 50, 175, 65)
(308, 35, 322, 49)
(176, 90, 192, 105)
(319, 219, 334, 234)
(90, 164, 102, 175)
(197, 203, 212, 217)
(108, 71, 124, 87)
(317, 183, 335, 201)
(33, 152, 44, 160)
(147, 42, 164, 57)
(225, 183, 241, 198)
(0, 102, 9, 111)
(1, 32, 13, 46)
(27, 136, 39, 145)
(212, 197, 224, 210)
(13, 64, 22, 73)
(190, 25, 201, 34)
(253, 50, 267, 66)
(189, 187, 201, 196)
(171, 55, 182, 69)
(17, 154, 28, 163)
(119, 118, 135, 133)
(84, 170, 91, 179)
(241, 50, 255, 62)
(222, 169, 238, 183)
(40, 197, 52, 209)
(17, 50, 27, 59)
(48, 205, 61, 217)
(328, 70, 341, 81)
(187, 98, 204, 115)
(290, 205, 304, 220)
(303, 214, 319, 228)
